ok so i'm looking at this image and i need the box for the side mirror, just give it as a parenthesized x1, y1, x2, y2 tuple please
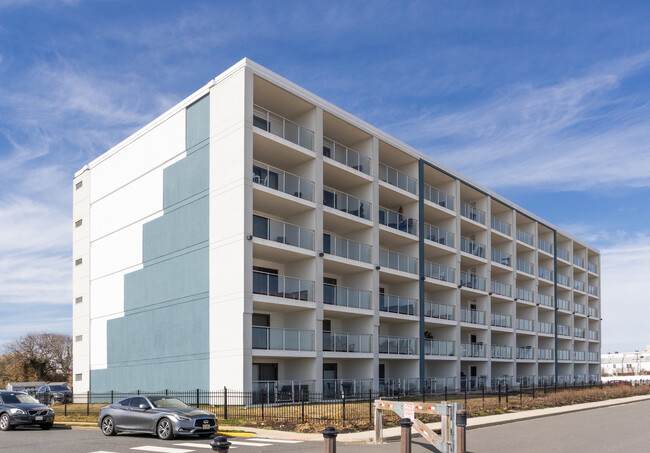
(139, 403, 149, 410)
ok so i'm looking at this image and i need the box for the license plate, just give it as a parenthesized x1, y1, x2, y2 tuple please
(35, 416, 43, 421)
(202, 422, 210, 429)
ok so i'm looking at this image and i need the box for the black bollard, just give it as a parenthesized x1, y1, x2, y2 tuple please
(323, 426, 338, 453)
(400, 418, 413, 453)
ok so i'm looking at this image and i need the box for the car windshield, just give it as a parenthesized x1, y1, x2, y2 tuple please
(49, 385, 70, 391)
(148, 397, 189, 409)
(2, 393, 40, 404)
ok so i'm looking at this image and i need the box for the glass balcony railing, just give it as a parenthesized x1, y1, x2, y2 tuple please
(538, 238, 554, 254)
(557, 273, 570, 287)
(573, 255, 585, 268)
(588, 262, 598, 274)
(589, 351, 599, 362)
(253, 215, 314, 250)
(322, 331, 372, 353)
(557, 298, 570, 311)
(491, 248, 511, 267)
(516, 287, 535, 303)
(460, 202, 486, 224)
(322, 137, 371, 175)
(516, 347, 534, 360)
(323, 378, 372, 396)
(252, 380, 315, 404)
(516, 229, 534, 246)
(538, 293, 554, 308)
(378, 335, 418, 355)
(252, 326, 315, 351)
(516, 258, 534, 275)
(323, 233, 371, 263)
(323, 186, 372, 220)
(538, 321, 554, 334)
(460, 272, 486, 291)
(557, 324, 570, 336)
(461, 237, 486, 258)
(253, 271, 314, 301)
(491, 280, 512, 298)
(557, 349, 570, 361)
(379, 249, 418, 274)
(424, 301, 455, 320)
(574, 303, 585, 315)
(491, 313, 512, 328)
(588, 306, 598, 317)
(538, 266, 554, 281)
(378, 163, 418, 195)
(323, 284, 372, 310)
(379, 206, 418, 236)
(253, 105, 314, 150)
(253, 161, 315, 202)
(460, 308, 486, 325)
(589, 330, 599, 340)
(538, 348, 554, 360)
(588, 285, 598, 296)
(516, 318, 534, 332)
(491, 217, 511, 236)
(423, 223, 455, 247)
(379, 293, 418, 316)
(574, 327, 586, 338)
(423, 184, 454, 210)
(574, 280, 585, 292)
(423, 260, 456, 283)
(424, 339, 455, 357)
(574, 351, 586, 361)
(557, 247, 570, 262)
(461, 343, 486, 358)
(491, 345, 512, 359)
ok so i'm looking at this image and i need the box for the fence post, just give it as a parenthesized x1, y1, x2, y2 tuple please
(456, 409, 467, 453)
(482, 383, 485, 408)
(519, 384, 522, 406)
(165, 389, 168, 396)
(111, 390, 114, 404)
(261, 400, 264, 421)
(445, 385, 448, 402)
(498, 383, 501, 407)
(64, 402, 67, 417)
(505, 383, 509, 407)
(369, 390, 372, 423)
(196, 389, 200, 408)
(400, 418, 413, 453)
(464, 383, 467, 406)
(301, 394, 305, 423)
(224, 387, 228, 420)
(86, 390, 90, 416)
(543, 382, 546, 394)
(532, 382, 535, 399)
(323, 426, 338, 453)
(342, 393, 346, 422)
(137, 389, 140, 395)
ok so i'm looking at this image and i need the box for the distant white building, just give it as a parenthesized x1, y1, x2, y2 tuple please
(5, 382, 45, 392)
(601, 346, 650, 376)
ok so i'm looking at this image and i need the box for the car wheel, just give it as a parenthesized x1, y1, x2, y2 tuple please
(101, 416, 117, 436)
(156, 418, 173, 440)
(40, 423, 53, 430)
(0, 413, 13, 431)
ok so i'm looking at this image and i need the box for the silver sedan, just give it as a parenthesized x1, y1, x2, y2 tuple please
(98, 395, 218, 440)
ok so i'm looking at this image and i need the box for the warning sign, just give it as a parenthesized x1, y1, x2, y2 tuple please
(403, 402, 415, 421)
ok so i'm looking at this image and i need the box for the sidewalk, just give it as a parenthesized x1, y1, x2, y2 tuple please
(218, 394, 650, 443)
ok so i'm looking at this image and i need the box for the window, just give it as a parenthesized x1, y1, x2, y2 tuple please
(75, 219, 83, 228)
(75, 181, 83, 190)
(75, 296, 83, 304)
(129, 397, 149, 408)
(252, 313, 270, 327)
(75, 335, 83, 342)
(75, 258, 83, 266)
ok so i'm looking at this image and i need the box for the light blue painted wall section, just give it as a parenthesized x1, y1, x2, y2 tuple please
(91, 95, 211, 392)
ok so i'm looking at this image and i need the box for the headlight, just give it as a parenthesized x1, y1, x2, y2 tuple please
(47, 409, 55, 414)
(9, 408, 25, 415)
(172, 414, 191, 421)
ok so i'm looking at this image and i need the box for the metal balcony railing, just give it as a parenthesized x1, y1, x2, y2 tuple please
(378, 163, 417, 195)
(323, 284, 372, 310)
(323, 233, 371, 263)
(461, 236, 486, 258)
(423, 184, 454, 210)
(516, 287, 535, 303)
(491, 216, 511, 236)
(460, 272, 486, 291)
(538, 266, 554, 281)
(516, 258, 534, 275)
(491, 248, 511, 267)
(322, 137, 371, 175)
(423, 260, 455, 283)
(322, 331, 372, 353)
(574, 279, 585, 292)
(538, 348, 554, 360)
(323, 378, 372, 396)
(538, 321, 554, 334)
(491, 280, 512, 298)
(252, 326, 315, 351)
(423, 223, 455, 247)
(460, 308, 486, 325)
(557, 247, 570, 262)
(573, 351, 586, 361)
(574, 328, 586, 339)
(557, 350, 570, 361)
(588, 352, 599, 362)
(557, 325, 571, 337)
(253, 271, 314, 301)
(573, 255, 585, 268)
(460, 202, 486, 224)
(424, 301, 455, 320)
(574, 303, 585, 315)
(379, 293, 418, 316)
(323, 186, 372, 220)
(424, 339, 455, 357)
(253, 161, 315, 202)
(557, 273, 570, 287)
(516, 347, 534, 360)
(491, 345, 512, 359)
(378, 335, 418, 355)
(253, 215, 314, 250)
(588, 285, 598, 296)
(491, 313, 512, 328)
(557, 298, 571, 311)
(253, 105, 314, 150)
(516, 229, 534, 246)
(379, 206, 418, 236)
(516, 318, 534, 332)
(589, 330, 599, 340)
(588, 262, 598, 274)
(461, 343, 486, 358)
(538, 293, 554, 308)
(379, 249, 418, 274)
(588, 306, 598, 317)
(538, 238, 553, 254)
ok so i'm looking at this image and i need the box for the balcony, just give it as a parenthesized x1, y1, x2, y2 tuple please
(491, 313, 512, 328)
(516, 318, 534, 332)
(460, 308, 486, 325)
(538, 294, 554, 308)
(379, 249, 418, 274)
(460, 202, 486, 225)
(516, 346, 534, 360)
(557, 324, 570, 336)
(538, 348, 554, 360)
(491, 248, 512, 267)
(588, 285, 598, 296)
(461, 343, 486, 358)
(461, 237, 486, 258)
(588, 351, 599, 362)
(323, 379, 372, 397)
(380, 293, 418, 316)
(557, 349, 570, 361)
(323, 233, 371, 263)
(424, 301, 455, 320)
(253, 215, 314, 250)
(460, 272, 486, 291)
(516, 258, 534, 275)
(253, 105, 314, 151)
(491, 345, 512, 359)
(538, 238, 553, 254)
(379, 163, 417, 195)
(574, 351, 586, 361)
(253, 161, 315, 202)
(491, 280, 512, 298)
(557, 298, 571, 311)
(423, 223, 455, 248)
(323, 284, 372, 310)
(252, 326, 315, 351)
(588, 306, 598, 317)
(252, 380, 315, 404)
(573, 255, 585, 268)
(516, 229, 534, 246)
(557, 273, 570, 287)
(378, 335, 418, 355)
(589, 330, 599, 340)
(323, 187, 372, 221)
(574, 328, 586, 339)
(574, 303, 585, 315)
(557, 247, 570, 262)
(588, 262, 598, 274)
(424, 339, 455, 357)
(423, 260, 455, 283)
(423, 184, 454, 210)
(538, 266, 554, 281)
(323, 331, 372, 353)
(516, 287, 534, 303)
(574, 280, 585, 292)
(491, 217, 511, 236)
(379, 207, 418, 236)
(538, 321, 554, 334)
(322, 137, 371, 175)
(253, 271, 314, 302)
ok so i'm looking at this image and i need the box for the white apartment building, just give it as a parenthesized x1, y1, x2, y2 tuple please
(72, 59, 602, 397)
(602, 347, 650, 376)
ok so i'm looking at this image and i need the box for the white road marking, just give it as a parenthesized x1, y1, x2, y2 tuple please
(89, 451, 119, 453)
(131, 447, 195, 453)
(228, 440, 273, 447)
(248, 438, 303, 443)
(173, 443, 237, 450)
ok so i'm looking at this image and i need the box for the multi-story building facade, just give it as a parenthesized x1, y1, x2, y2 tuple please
(72, 59, 602, 396)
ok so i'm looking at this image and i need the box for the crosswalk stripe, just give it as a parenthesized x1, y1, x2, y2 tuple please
(228, 440, 272, 447)
(173, 443, 237, 450)
(131, 447, 194, 453)
(248, 438, 303, 444)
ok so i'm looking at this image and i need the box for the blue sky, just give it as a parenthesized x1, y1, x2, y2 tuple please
(1, 1, 649, 354)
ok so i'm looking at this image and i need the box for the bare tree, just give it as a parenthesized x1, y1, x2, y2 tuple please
(1, 332, 72, 384)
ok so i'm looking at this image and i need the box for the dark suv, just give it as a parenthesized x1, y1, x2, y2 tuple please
(0, 391, 55, 431)
(36, 384, 72, 404)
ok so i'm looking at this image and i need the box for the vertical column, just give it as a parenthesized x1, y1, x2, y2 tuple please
(453, 179, 462, 391)
(532, 222, 540, 382)
(418, 160, 425, 392)
(511, 209, 518, 385)
(553, 230, 558, 384)
(485, 197, 493, 387)
(314, 107, 324, 394)
(371, 136, 380, 392)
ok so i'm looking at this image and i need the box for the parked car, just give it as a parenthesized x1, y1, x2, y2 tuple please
(98, 395, 218, 440)
(35, 384, 72, 404)
(0, 391, 55, 431)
